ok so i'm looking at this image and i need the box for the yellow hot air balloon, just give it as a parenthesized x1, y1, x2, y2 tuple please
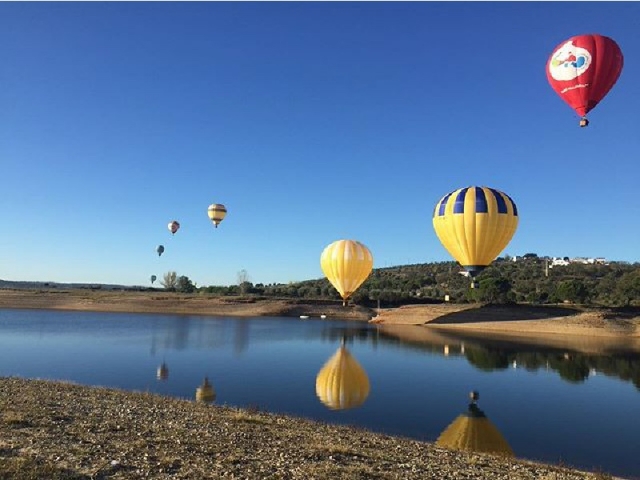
(433, 186, 518, 288)
(207, 204, 227, 228)
(320, 239, 373, 306)
(436, 391, 514, 457)
(315, 342, 370, 410)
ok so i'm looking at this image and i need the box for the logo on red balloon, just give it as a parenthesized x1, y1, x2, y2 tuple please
(548, 41, 592, 81)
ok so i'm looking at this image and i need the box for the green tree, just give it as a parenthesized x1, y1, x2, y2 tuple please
(476, 277, 512, 304)
(176, 275, 196, 294)
(616, 271, 640, 305)
(556, 279, 589, 304)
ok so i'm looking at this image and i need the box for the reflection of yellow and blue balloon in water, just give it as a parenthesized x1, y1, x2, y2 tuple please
(315, 343, 370, 411)
(433, 186, 518, 287)
(436, 390, 514, 457)
(320, 239, 373, 306)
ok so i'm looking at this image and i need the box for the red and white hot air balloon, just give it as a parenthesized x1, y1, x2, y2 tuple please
(546, 34, 623, 127)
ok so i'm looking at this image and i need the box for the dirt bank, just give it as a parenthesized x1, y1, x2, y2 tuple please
(0, 289, 373, 320)
(372, 302, 640, 337)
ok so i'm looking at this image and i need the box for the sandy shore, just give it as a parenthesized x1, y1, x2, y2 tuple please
(0, 377, 616, 480)
(0, 289, 373, 320)
(371, 303, 640, 352)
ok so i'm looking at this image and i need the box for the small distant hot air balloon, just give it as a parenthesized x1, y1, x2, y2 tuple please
(207, 204, 227, 228)
(433, 186, 518, 288)
(195, 377, 216, 403)
(156, 362, 169, 381)
(150, 275, 157, 284)
(168, 220, 180, 235)
(547, 34, 623, 127)
(321, 239, 373, 306)
(436, 391, 514, 457)
(156, 245, 165, 257)
(315, 340, 370, 411)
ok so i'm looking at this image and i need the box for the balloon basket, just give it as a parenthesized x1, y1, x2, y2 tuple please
(579, 118, 589, 128)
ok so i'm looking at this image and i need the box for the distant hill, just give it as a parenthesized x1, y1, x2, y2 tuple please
(4, 255, 640, 308)
(0, 279, 151, 292)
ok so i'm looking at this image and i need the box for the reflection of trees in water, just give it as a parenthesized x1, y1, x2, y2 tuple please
(462, 346, 640, 388)
(464, 348, 510, 371)
(233, 319, 250, 354)
(320, 326, 380, 347)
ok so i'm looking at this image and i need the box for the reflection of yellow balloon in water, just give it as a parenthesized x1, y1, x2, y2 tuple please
(315, 343, 370, 410)
(207, 204, 227, 228)
(156, 362, 169, 381)
(320, 239, 373, 306)
(195, 377, 216, 403)
(436, 391, 514, 457)
(433, 186, 518, 287)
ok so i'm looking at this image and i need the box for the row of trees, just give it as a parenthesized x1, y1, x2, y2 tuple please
(160, 257, 640, 307)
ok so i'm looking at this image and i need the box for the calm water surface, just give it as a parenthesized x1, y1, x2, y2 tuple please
(0, 308, 638, 479)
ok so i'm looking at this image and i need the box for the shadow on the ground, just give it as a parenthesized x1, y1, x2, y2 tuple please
(428, 304, 581, 325)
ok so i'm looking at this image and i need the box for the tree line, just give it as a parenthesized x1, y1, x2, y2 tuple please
(162, 255, 640, 308)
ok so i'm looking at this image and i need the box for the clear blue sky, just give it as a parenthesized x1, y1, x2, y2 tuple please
(2, 2, 639, 287)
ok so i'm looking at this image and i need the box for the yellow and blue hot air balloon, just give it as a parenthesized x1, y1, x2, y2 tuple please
(433, 186, 518, 288)
(321, 239, 373, 306)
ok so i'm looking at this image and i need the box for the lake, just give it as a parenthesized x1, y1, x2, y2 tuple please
(0, 308, 638, 479)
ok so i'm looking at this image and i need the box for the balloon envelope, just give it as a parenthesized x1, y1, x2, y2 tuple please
(315, 344, 370, 410)
(207, 204, 227, 228)
(547, 34, 623, 120)
(320, 239, 373, 305)
(433, 186, 518, 278)
(168, 221, 180, 235)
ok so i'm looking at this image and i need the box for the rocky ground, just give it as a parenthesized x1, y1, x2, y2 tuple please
(0, 377, 617, 480)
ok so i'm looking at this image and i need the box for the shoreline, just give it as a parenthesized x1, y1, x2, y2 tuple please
(0, 377, 617, 479)
(1, 289, 639, 353)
